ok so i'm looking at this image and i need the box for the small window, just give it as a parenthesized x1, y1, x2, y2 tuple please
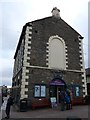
(34, 85, 46, 97)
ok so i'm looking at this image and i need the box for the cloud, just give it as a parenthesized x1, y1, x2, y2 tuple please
(0, 0, 89, 87)
(1, 77, 12, 86)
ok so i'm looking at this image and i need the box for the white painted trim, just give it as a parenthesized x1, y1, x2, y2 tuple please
(46, 50, 49, 53)
(29, 22, 32, 25)
(80, 59, 83, 62)
(46, 54, 49, 57)
(79, 46, 82, 49)
(20, 95, 28, 99)
(29, 27, 32, 30)
(46, 42, 49, 45)
(80, 55, 83, 58)
(28, 36, 32, 39)
(20, 66, 29, 99)
(22, 79, 26, 82)
(79, 51, 82, 53)
(65, 49, 68, 52)
(46, 63, 49, 65)
(25, 65, 84, 73)
(25, 44, 31, 48)
(66, 65, 68, 68)
(18, 76, 20, 79)
(82, 79, 85, 82)
(46, 58, 49, 61)
(26, 69, 29, 73)
(29, 31, 32, 34)
(22, 82, 28, 85)
(23, 62, 30, 66)
(27, 57, 30, 60)
(66, 61, 68, 64)
(79, 42, 82, 45)
(27, 41, 31, 44)
(82, 84, 85, 87)
(78, 36, 87, 96)
(21, 85, 25, 88)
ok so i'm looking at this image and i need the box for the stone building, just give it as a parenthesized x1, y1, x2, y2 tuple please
(12, 7, 87, 109)
(86, 68, 90, 95)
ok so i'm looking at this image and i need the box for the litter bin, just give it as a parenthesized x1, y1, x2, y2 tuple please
(20, 99, 27, 112)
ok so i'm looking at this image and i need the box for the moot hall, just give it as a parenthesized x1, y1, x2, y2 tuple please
(12, 7, 87, 109)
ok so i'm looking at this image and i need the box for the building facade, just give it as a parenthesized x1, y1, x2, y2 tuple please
(12, 7, 87, 109)
(86, 68, 90, 95)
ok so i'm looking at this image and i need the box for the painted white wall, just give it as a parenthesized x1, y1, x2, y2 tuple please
(49, 38, 65, 69)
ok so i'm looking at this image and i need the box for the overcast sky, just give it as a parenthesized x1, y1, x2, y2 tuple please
(0, 0, 89, 87)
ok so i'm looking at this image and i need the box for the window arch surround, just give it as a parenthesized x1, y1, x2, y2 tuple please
(48, 35, 66, 70)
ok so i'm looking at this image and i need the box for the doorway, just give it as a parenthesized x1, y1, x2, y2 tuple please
(49, 85, 66, 104)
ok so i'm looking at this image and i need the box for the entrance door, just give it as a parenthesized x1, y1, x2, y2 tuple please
(49, 86, 57, 98)
(57, 86, 66, 104)
(49, 86, 66, 104)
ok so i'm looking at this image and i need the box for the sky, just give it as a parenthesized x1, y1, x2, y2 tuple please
(0, 0, 89, 87)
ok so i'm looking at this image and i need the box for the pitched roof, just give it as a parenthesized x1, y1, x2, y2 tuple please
(14, 16, 83, 59)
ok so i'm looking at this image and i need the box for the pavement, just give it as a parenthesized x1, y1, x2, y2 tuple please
(0, 105, 89, 119)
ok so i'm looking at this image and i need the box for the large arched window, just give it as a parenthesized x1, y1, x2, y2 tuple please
(48, 36, 66, 69)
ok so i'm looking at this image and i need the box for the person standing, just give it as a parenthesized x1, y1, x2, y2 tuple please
(60, 91, 65, 111)
(1, 95, 8, 119)
(65, 90, 70, 110)
(5, 94, 14, 119)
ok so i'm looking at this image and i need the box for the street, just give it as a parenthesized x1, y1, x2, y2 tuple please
(0, 105, 89, 119)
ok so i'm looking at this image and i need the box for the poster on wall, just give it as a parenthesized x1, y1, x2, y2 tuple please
(34, 85, 40, 97)
(41, 86, 46, 97)
(75, 86, 80, 96)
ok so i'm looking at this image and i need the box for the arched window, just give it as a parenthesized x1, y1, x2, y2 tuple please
(48, 36, 66, 69)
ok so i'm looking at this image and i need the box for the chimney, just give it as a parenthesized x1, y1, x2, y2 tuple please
(51, 7, 60, 18)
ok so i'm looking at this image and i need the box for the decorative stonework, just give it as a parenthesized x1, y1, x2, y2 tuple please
(78, 36, 87, 96)
(20, 23, 32, 99)
(20, 67, 29, 99)
(46, 35, 68, 70)
(23, 24, 32, 67)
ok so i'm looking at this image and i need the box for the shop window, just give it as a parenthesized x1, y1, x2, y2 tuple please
(34, 85, 46, 97)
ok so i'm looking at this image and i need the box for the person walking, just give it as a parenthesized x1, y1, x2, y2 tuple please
(5, 94, 14, 119)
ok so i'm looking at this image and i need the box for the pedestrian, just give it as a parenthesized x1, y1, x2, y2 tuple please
(65, 90, 70, 110)
(5, 94, 14, 119)
(60, 90, 65, 111)
(1, 95, 8, 119)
